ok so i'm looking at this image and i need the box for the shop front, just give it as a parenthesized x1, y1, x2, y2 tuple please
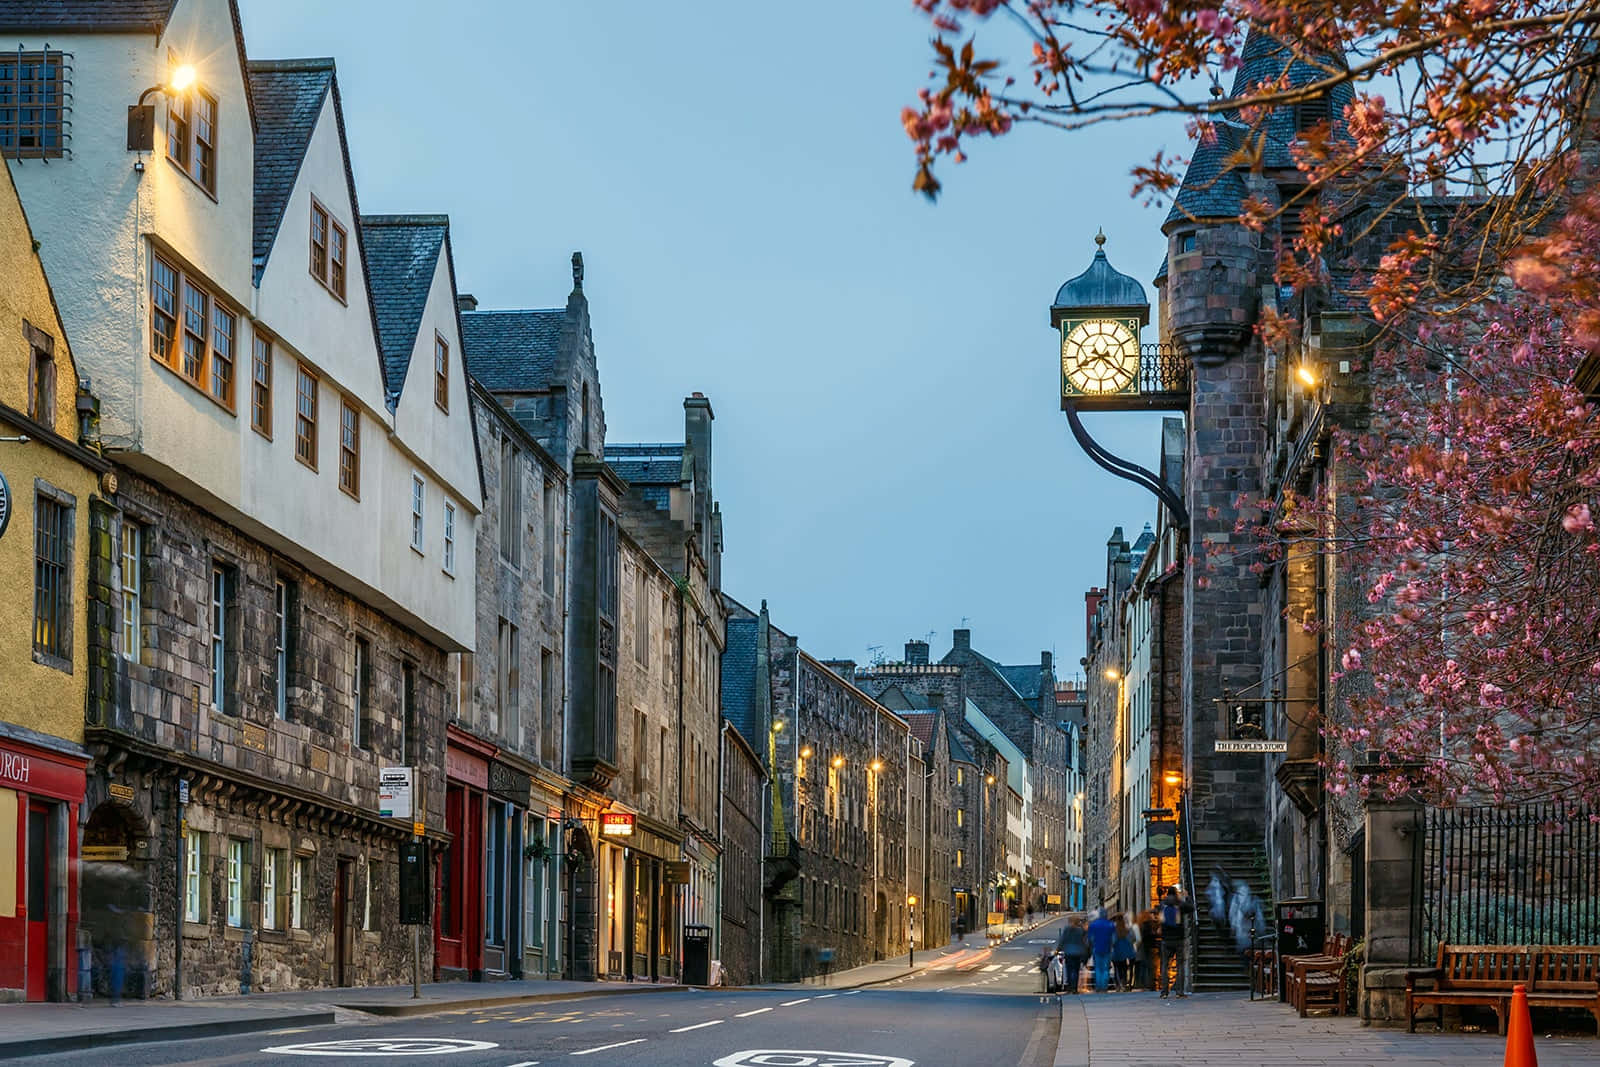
(596, 810, 680, 982)
(521, 773, 566, 980)
(483, 759, 530, 978)
(437, 726, 494, 980)
(0, 728, 88, 1002)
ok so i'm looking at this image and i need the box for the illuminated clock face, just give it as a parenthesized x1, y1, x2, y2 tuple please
(1062, 319, 1139, 395)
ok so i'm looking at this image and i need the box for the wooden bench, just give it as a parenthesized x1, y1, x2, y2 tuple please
(1406, 944, 1600, 1035)
(1279, 933, 1352, 1017)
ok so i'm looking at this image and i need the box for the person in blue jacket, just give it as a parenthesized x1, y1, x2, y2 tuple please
(1054, 914, 1089, 994)
(1087, 908, 1117, 992)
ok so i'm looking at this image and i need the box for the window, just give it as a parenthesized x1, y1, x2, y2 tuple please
(443, 503, 457, 575)
(956, 848, 964, 869)
(251, 333, 272, 437)
(542, 480, 557, 594)
(499, 436, 520, 565)
(26, 329, 54, 429)
(274, 579, 291, 719)
(210, 565, 235, 713)
(634, 566, 648, 666)
(434, 333, 449, 412)
(294, 363, 318, 468)
(32, 493, 71, 662)
(410, 474, 425, 551)
(633, 710, 647, 792)
(364, 860, 378, 931)
(0, 51, 64, 158)
(167, 80, 218, 195)
(956, 767, 964, 787)
(184, 831, 206, 923)
(497, 618, 519, 740)
(401, 662, 418, 765)
(540, 648, 555, 765)
(339, 399, 360, 497)
(226, 839, 247, 927)
(353, 637, 372, 749)
(262, 847, 282, 931)
(309, 201, 348, 300)
(291, 854, 311, 929)
(150, 254, 236, 408)
(120, 522, 141, 661)
(956, 808, 964, 828)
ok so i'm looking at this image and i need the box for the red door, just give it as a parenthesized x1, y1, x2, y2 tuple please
(437, 786, 484, 975)
(26, 804, 47, 1002)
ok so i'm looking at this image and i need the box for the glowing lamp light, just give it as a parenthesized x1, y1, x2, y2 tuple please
(1164, 771, 1182, 785)
(907, 895, 918, 908)
(985, 773, 996, 786)
(800, 745, 814, 760)
(168, 64, 197, 92)
(831, 755, 846, 770)
(1296, 363, 1318, 388)
(771, 719, 785, 733)
(870, 759, 884, 772)
(1103, 667, 1120, 681)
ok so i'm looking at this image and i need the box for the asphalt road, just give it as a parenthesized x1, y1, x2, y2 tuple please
(23, 921, 1070, 1067)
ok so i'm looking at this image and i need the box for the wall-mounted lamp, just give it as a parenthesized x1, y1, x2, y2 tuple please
(771, 719, 785, 733)
(1163, 771, 1182, 786)
(831, 755, 845, 769)
(1103, 667, 1120, 681)
(870, 759, 883, 772)
(1296, 363, 1318, 388)
(128, 63, 197, 151)
(985, 773, 996, 786)
(800, 745, 814, 760)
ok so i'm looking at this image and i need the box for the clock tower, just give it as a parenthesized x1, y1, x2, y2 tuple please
(1051, 230, 1150, 403)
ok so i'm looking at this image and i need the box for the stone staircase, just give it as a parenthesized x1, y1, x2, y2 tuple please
(1188, 842, 1272, 992)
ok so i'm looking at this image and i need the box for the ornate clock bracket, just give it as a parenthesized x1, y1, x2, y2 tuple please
(1061, 398, 1189, 527)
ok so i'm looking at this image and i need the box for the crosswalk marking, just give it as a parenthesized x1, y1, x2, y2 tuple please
(1006, 964, 1026, 973)
(981, 964, 1002, 972)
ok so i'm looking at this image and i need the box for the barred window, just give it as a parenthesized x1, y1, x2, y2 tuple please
(0, 51, 65, 158)
(32, 492, 71, 661)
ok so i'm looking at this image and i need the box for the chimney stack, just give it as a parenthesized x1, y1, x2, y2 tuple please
(953, 628, 971, 651)
(905, 640, 930, 666)
(456, 293, 478, 313)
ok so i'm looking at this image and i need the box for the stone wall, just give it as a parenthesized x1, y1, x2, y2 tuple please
(719, 726, 764, 984)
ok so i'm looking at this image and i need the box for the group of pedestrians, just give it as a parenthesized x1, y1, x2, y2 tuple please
(1046, 885, 1195, 997)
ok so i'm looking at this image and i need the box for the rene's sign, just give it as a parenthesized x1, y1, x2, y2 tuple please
(600, 812, 635, 837)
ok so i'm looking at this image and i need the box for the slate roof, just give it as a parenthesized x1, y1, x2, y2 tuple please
(0, 1, 176, 31)
(248, 60, 333, 281)
(605, 443, 686, 487)
(900, 710, 937, 747)
(1166, 29, 1352, 228)
(360, 215, 446, 406)
(996, 665, 1044, 701)
(721, 616, 760, 749)
(460, 309, 567, 393)
(946, 721, 976, 765)
(1053, 243, 1147, 313)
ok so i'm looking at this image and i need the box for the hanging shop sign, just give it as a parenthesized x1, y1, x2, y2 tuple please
(665, 860, 691, 885)
(600, 812, 636, 837)
(1146, 819, 1178, 858)
(1214, 739, 1288, 753)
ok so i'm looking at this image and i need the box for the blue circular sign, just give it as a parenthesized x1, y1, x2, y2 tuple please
(0, 468, 10, 542)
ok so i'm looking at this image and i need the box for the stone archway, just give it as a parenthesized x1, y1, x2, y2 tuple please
(80, 802, 153, 999)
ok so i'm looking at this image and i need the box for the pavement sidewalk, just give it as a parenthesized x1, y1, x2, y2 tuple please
(0, 977, 685, 1060)
(1054, 988, 1600, 1066)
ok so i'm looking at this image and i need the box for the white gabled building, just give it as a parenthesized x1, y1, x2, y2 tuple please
(0, 0, 480, 996)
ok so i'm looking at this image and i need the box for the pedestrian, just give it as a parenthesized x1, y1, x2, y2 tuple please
(956, 915, 967, 943)
(1056, 914, 1089, 994)
(1087, 908, 1116, 993)
(1138, 907, 1161, 990)
(1158, 885, 1195, 998)
(1111, 913, 1137, 991)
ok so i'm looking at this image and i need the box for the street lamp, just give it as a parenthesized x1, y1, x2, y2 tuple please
(800, 745, 813, 760)
(1104, 667, 1120, 681)
(128, 62, 198, 151)
(907, 894, 918, 967)
(831, 755, 845, 770)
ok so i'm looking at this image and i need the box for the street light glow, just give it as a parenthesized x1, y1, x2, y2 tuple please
(1296, 363, 1318, 387)
(1103, 667, 1120, 681)
(800, 745, 813, 759)
(870, 758, 883, 772)
(169, 63, 196, 92)
(832, 755, 845, 769)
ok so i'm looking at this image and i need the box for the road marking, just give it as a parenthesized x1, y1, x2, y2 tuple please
(713, 1053, 914, 1067)
(735, 1007, 773, 1017)
(669, 1019, 725, 1032)
(841, 990, 860, 995)
(505, 1062, 540, 1067)
(263, 1038, 499, 1057)
(1006, 964, 1026, 973)
(570, 1038, 646, 1056)
(816, 993, 837, 998)
(981, 964, 1001, 972)
(780, 998, 811, 1006)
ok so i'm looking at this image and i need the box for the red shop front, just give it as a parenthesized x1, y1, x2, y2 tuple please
(436, 726, 493, 980)
(0, 732, 87, 1001)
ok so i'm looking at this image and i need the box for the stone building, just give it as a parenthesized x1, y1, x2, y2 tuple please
(717, 718, 765, 984)
(1055, 681, 1088, 909)
(722, 599, 911, 980)
(452, 375, 570, 981)
(0, 155, 107, 1002)
(899, 707, 954, 947)
(1, 2, 482, 997)
(1083, 529, 1139, 910)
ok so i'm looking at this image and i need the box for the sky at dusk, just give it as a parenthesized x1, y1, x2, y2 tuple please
(239, 0, 1189, 678)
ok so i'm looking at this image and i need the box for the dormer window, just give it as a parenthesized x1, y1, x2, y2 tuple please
(310, 201, 348, 301)
(166, 71, 218, 196)
(1294, 95, 1331, 137)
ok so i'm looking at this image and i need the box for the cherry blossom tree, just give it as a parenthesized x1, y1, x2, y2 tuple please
(899, 2, 1600, 802)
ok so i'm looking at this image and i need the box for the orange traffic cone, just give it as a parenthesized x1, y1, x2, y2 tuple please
(1504, 983, 1537, 1067)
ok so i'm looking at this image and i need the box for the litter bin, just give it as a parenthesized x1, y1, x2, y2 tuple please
(1275, 898, 1325, 1002)
(683, 924, 712, 986)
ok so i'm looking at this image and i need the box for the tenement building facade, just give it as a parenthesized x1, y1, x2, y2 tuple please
(2, 0, 482, 996)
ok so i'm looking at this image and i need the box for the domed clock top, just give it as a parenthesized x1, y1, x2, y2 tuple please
(1053, 231, 1151, 399)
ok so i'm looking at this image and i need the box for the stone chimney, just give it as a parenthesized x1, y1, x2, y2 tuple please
(456, 293, 478, 313)
(953, 628, 971, 652)
(1085, 588, 1105, 642)
(823, 660, 856, 685)
(905, 640, 930, 666)
(684, 393, 715, 553)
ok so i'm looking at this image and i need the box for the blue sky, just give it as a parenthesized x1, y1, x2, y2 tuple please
(239, 0, 1186, 676)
